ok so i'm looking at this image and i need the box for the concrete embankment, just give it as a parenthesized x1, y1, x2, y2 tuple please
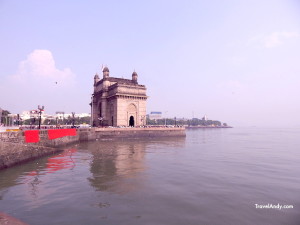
(94, 127, 186, 139)
(0, 141, 60, 170)
(0, 129, 79, 169)
(0, 127, 185, 169)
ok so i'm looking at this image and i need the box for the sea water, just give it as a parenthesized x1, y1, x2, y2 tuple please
(0, 127, 299, 225)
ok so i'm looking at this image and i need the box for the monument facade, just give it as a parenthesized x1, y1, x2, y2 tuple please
(91, 66, 147, 127)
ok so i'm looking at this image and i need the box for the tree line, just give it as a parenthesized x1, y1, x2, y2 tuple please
(146, 117, 227, 126)
(23, 116, 91, 126)
(1, 108, 228, 127)
(0, 109, 90, 126)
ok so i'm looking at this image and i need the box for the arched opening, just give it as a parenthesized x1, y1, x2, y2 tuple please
(129, 116, 135, 127)
(127, 103, 137, 127)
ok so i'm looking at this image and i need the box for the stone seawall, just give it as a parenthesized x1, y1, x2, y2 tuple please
(94, 127, 186, 139)
(0, 127, 186, 169)
(0, 141, 61, 170)
(0, 129, 79, 147)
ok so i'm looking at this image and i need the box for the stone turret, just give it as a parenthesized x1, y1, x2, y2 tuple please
(103, 66, 109, 79)
(132, 71, 138, 84)
(94, 73, 100, 86)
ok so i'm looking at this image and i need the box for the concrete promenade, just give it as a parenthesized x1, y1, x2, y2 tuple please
(0, 127, 186, 169)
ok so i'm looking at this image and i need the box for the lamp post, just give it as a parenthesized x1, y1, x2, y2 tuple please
(38, 105, 44, 129)
(72, 112, 75, 127)
(164, 111, 168, 126)
(17, 114, 20, 126)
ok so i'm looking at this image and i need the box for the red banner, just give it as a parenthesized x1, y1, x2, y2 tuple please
(48, 129, 77, 140)
(24, 130, 40, 143)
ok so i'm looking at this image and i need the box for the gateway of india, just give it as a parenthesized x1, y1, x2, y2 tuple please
(91, 66, 148, 127)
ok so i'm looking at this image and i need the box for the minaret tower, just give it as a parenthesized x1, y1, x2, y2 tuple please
(103, 66, 109, 79)
(94, 73, 100, 85)
(132, 71, 138, 84)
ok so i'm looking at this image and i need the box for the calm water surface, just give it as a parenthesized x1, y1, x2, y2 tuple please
(0, 127, 300, 225)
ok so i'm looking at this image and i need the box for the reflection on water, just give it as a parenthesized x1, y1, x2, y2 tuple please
(0, 149, 79, 206)
(0, 149, 78, 190)
(28, 149, 77, 176)
(0, 136, 186, 201)
(86, 137, 185, 193)
(87, 141, 146, 193)
(0, 130, 299, 225)
(0, 157, 47, 190)
(46, 149, 77, 173)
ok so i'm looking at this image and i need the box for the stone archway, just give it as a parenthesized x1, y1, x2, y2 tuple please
(129, 116, 134, 127)
(127, 103, 137, 127)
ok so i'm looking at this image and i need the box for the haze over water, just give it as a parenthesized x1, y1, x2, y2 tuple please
(0, 128, 299, 225)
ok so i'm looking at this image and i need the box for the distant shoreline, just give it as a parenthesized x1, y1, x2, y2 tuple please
(186, 126, 233, 129)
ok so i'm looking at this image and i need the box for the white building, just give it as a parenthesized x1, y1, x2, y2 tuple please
(148, 112, 162, 120)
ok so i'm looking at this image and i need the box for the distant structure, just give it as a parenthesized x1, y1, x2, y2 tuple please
(148, 111, 162, 120)
(91, 66, 147, 127)
(0, 107, 2, 124)
(18, 111, 90, 123)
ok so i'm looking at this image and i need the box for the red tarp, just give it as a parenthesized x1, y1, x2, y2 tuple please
(24, 130, 40, 143)
(48, 129, 77, 140)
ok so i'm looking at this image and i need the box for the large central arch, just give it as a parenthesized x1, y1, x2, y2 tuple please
(127, 103, 137, 127)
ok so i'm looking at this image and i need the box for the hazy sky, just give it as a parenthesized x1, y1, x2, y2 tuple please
(0, 0, 300, 127)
